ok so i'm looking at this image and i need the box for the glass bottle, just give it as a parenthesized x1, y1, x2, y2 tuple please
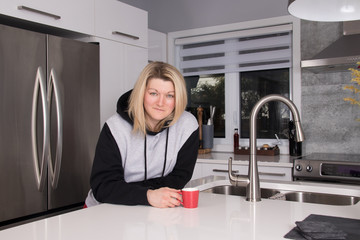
(233, 128, 239, 151)
(289, 120, 302, 156)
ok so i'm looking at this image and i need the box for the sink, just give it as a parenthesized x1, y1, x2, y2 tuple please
(284, 191, 360, 206)
(202, 185, 280, 198)
(201, 185, 360, 206)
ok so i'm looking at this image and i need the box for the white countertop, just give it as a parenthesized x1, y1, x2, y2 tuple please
(197, 152, 295, 167)
(1, 179, 360, 240)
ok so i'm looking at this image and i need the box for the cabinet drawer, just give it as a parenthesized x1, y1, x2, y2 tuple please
(0, 0, 94, 35)
(200, 163, 292, 181)
(94, 0, 148, 48)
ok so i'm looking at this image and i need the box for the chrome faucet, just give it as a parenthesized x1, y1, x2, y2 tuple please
(229, 94, 305, 202)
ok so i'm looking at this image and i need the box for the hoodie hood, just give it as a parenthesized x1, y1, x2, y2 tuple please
(116, 90, 133, 125)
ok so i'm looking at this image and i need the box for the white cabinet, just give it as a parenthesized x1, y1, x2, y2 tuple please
(194, 162, 292, 182)
(78, 1, 148, 127)
(0, 0, 94, 35)
(148, 29, 167, 62)
(78, 37, 148, 127)
(95, 0, 148, 48)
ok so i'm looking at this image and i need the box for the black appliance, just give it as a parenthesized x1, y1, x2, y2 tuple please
(293, 153, 360, 184)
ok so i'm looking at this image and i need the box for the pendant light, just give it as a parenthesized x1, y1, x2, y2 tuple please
(288, 0, 360, 22)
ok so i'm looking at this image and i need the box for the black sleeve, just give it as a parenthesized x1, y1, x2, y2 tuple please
(142, 128, 199, 189)
(90, 124, 150, 205)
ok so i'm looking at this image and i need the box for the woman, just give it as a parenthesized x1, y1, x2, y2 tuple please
(85, 62, 199, 208)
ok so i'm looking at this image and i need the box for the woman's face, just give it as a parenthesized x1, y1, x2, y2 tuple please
(144, 78, 175, 130)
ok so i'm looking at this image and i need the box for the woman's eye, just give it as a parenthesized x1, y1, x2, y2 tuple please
(150, 92, 157, 96)
(167, 94, 174, 99)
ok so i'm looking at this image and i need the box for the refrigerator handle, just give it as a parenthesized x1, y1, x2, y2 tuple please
(31, 67, 49, 191)
(48, 68, 63, 189)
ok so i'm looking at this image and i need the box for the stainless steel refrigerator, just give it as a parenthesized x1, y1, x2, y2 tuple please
(0, 23, 100, 223)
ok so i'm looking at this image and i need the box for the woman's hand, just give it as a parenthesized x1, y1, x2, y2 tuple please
(147, 187, 182, 208)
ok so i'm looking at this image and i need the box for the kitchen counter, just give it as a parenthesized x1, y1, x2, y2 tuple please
(1, 179, 360, 240)
(197, 152, 295, 167)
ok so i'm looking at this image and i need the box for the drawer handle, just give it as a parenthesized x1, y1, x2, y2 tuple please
(259, 172, 286, 177)
(112, 31, 140, 40)
(18, 5, 61, 20)
(213, 169, 285, 177)
(213, 169, 239, 174)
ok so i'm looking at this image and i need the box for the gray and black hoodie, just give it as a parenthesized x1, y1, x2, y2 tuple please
(86, 90, 199, 206)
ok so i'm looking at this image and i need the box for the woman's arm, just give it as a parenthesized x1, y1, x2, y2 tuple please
(90, 124, 199, 206)
(90, 124, 150, 205)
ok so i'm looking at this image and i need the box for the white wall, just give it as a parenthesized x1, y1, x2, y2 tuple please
(119, 0, 290, 33)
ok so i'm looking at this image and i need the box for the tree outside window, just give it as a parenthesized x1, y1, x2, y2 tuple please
(185, 75, 225, 138)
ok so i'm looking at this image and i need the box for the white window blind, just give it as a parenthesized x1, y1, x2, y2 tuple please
(175, 24, 293, 76)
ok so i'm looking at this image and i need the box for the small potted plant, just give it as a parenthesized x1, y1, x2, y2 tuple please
(345, 62, 360, 121)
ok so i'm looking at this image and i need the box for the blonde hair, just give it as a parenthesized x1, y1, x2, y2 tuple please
(128, 62, 187, 134)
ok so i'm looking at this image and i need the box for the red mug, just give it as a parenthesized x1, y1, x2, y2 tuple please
(181, 188, 199, 208)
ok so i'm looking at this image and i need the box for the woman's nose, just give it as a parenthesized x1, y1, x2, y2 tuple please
(157, 94, 165, 106)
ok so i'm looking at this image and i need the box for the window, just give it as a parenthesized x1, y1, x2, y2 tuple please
(168, 16, 301, 152)
(185, 74, 225, 138)
(240, 68, 290, 139)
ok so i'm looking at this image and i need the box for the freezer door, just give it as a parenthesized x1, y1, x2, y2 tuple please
(47, 35, 100, 209)
(0, 24, 48, 222)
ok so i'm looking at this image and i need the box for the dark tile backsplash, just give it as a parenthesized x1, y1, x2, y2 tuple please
(301, 21, 360, 154)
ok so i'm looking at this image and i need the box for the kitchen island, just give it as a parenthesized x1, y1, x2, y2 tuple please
(1, 179, 360, 239)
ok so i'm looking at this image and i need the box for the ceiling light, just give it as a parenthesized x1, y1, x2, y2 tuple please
(288, 0, 360, 22)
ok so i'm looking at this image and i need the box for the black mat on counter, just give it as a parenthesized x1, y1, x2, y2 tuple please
(284, 214, 360, 240)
